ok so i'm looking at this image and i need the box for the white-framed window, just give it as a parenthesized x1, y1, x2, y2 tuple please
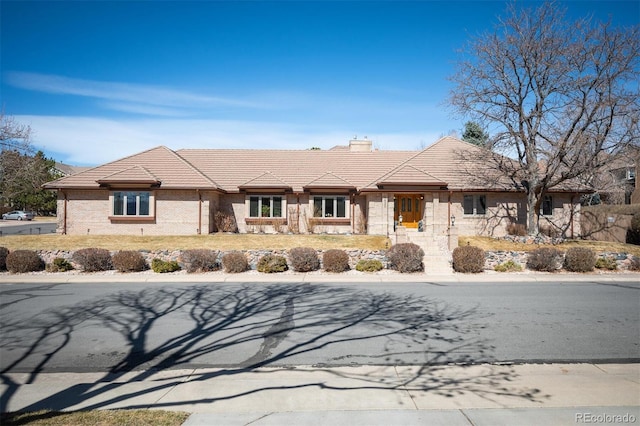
(541, 195, 553, 216)
(463, 194, 486, 215)
(112, 191, 152, 216)
(313, 196, 348, 218)
(249, 195, 283, 218)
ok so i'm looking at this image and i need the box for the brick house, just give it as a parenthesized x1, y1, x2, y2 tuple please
(43, 136, 584, 242)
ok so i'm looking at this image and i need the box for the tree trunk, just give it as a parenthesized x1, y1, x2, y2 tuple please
(526, 190, 541, 235)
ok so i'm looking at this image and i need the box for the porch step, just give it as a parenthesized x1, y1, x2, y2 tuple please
(405, 232, 452, 275)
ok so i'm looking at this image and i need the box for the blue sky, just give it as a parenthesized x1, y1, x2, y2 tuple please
(2, 1, 638, 166)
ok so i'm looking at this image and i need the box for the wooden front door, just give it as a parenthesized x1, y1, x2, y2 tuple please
(394, 195, 422, 228)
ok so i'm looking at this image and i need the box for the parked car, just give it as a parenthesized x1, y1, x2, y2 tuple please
(2, 210, 35, 221)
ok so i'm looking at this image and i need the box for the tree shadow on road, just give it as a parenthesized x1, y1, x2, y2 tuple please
(1, 283, 547, 415)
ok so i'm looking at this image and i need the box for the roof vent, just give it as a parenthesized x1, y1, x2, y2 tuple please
(349, 137, 372, 152)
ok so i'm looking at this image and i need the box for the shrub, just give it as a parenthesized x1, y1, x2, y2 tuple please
(151, 258, 181, 273)
(181, 249, 219, 273)
(323, 249, 350, 273)
(356, 259, 384, 272)
(112, 250, 147, 272)
(47, 257, 74, 272)
(540, 225, 561, 238)
(0, 246, 8, 271)
(526, 247, 563, 272)
(73, 248, 113, 272)
(506, 222, 527, 237)
(595, 256, 617, 271)
(6, 250, 45, 273)
(386, 243, 424, 273)
(494, 259, 523, 272)
(257, 254, 288, 273)
(289, 247, 320, 272)
(452, 245, 485, 273)
(221, 251, 248, 273)
(213, 209, 238, 233)
(563, 247, 596, 272)
(627, 213, 640, 245)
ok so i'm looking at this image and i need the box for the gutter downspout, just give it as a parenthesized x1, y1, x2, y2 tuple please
(197, 189, 202, 235)
(448, 191, 452, 230)
(62, 190, 68, 235)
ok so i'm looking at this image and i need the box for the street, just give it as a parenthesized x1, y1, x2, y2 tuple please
(0, 221, 57, 236)
(1, 280, 638, 374)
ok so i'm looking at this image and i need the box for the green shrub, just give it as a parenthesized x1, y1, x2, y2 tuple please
(257, 254, 288, 273)
(46, 257, 74, 272)
(323, 249, 350, 273)
(6, 250, 45, 273)
(526, 247, 563, 272)
(221, 251, 248, 273)
(595, 256, 617, 271)
(0, 246, 8, 271)
(386, 243, 424, 273)
(181, 249, 219, 273)
(355, 259, 384, 272)
(494, 259, 523, 272)
(112, 250, 147, 272)
(151, 258, 181, 273)
(73, 248, 113, 272)
(452, 245, 485, 273)
(563, 247, 596, 272)
(289, 247, 320, 272)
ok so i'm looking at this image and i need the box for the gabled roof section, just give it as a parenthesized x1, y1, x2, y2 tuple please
(96, 165, 160, 186)
(304, 172, 356, 190)
(238, 171, 292, 191)
(376, 165, 446, 188)
(43, 146, 219, 190)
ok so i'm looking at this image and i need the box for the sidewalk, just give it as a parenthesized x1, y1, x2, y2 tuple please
(3, 363, 639, 425)
(2, 269, 640, 284)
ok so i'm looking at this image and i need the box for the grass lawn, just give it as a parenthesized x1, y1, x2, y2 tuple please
(1, 232, 637, 256)
(0, 233, 391, 251)
(1, 409, 189, 425)
(461, 236, 640, 257)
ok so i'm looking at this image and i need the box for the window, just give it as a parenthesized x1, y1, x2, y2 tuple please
(541, 195, 553, 216)
(463, 195, 486, 215)
(313, 196, 348, 218)
(249, 196, 283, 218)
(112, 191, 151, 216)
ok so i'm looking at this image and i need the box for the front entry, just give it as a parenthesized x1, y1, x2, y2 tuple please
(394, 194, 422, 229)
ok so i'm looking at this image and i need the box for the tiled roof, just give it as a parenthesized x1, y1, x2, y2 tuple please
(44, 146, 218, 190)
(375, 165, 446, 187)
(96, 165, 160, 185)
(176, 148, 413, 193)
(45, 137, 583, 193)
(304, 172, 356, 190)
(239, 171, 291, 190)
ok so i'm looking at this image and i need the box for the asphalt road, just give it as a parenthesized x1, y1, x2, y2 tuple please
(0, 280, 638, 374)
(0, 221, 57, 236)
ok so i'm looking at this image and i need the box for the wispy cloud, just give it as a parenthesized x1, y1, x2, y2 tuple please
(18, 115, 438, 165)
(6, 72, 266, 115)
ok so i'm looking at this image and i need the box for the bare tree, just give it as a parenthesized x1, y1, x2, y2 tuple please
(449, 2, 640, 235)
(0, 113, 32, 153)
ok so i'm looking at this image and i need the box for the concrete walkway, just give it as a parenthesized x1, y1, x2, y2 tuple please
(1, 272, 639, 425)
(3, 364, 638, 425)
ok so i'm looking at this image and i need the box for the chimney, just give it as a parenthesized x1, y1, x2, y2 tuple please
(349, 136, 373, 152)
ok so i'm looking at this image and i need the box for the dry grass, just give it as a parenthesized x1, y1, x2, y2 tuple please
(0, 233, 391, 252)
(460, 236, 640, 257)
(1, 409, 189, 425)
